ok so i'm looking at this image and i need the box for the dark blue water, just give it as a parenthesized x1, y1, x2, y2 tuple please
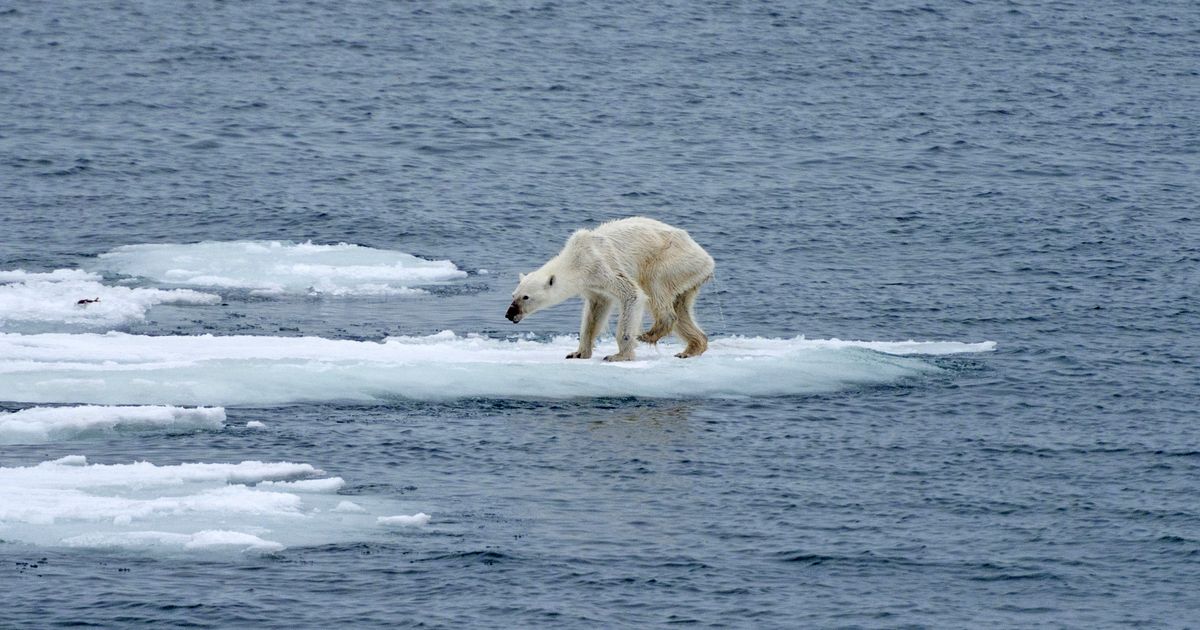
(2, 0, 1199, 627)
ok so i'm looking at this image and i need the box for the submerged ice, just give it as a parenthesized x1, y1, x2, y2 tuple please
(92, 240, 468, 295)
(0, 331, 994, 405)
(0, 456, 431, 554)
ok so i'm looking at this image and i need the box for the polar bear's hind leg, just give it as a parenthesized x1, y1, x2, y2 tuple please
(637, 274, 678, 345)
(672, 283, 708, 358)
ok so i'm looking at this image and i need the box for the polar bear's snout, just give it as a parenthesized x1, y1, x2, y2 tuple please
(505, 301, 523, 323)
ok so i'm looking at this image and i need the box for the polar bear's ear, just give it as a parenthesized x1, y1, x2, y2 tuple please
(548, 275, 555, 287)
(518, 273, 526, 282)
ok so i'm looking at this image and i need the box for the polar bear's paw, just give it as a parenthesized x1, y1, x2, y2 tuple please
(636, 331, 663, 344)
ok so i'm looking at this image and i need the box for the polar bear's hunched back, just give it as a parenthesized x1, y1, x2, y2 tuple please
(505, 217, 714, 361)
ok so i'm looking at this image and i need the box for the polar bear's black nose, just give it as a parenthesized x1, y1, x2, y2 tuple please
(505, 302, 521, 322)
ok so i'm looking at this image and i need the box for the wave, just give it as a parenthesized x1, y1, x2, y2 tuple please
(0, 456, 430, 555)
(91, 240, 468, 295)
(0, 331, 995, 405)
(0, 405, 225, 444)
(0, 269, 220, 331)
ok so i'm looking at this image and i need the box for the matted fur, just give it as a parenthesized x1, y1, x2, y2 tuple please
(507, 217, 714, 361)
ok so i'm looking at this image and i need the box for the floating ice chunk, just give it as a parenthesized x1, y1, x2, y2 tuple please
(185, 530, 286, 552)
(765, 337, 998, 355)
(0, 270, 220, 331)
(0, 269, 100, 283)
(0, 331, 995, 405)
(92, 240, 467, 296)
(0, 405, 225, 444)
(257, 478, 346, 493)
(0, 457, 320, 526)
(377, 513, 431, 527)
(245, 420, 266, 429)
(61, 530, 285, 554)
(0, 457, 426, 554)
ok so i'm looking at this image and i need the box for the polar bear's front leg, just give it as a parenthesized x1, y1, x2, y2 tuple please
(567, 295, 612, 359)
(605, 282, 644, 362)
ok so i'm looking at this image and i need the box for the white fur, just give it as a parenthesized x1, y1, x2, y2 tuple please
(508, 217, 714, 361)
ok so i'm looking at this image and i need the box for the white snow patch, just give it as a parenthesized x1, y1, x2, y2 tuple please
(0, 456, 428, 555)
(92, 240, 467, 296)
(0, 331, 995, 405)
(0, 269, 220, 331)
(377, 513, 431, 527)
(0, 405, 225, 444)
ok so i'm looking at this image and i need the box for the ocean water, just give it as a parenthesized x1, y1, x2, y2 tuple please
(1, 0, 1198, 627)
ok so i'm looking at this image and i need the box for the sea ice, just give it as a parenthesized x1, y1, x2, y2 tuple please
(92, 240, 467, 295)
(0, 331, 995, 405)
(0, 405, 225, 444)
(0, 269, 220, 331)
(377, 513, 431, 527)
(0, 456, 429, 555)
(257, 478, 347, 493)
(61, 530, 287, 553)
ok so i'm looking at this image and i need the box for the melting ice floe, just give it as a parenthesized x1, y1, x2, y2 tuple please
(0, 456, 431, 554)
(92, 240, 468, 295)
(0, 331, 995, 405)
(1, 241, 467, 329)
(0, 269, 220, 331)
(0, 405, 225, 444)
(378, 513, 432, 527)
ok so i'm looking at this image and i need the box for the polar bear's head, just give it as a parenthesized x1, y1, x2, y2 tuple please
(506, 270, 566, 323)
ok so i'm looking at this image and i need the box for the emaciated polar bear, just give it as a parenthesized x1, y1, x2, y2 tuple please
(505, 217, 715, 361)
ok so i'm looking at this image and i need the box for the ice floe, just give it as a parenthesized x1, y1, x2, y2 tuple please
(61, 530, 286, 553)
(0, 456, 430, 555)
(377, 513, 431, 527)
(92, 240, 468, 295)
(0, 269, 220, 331)
(0, 269, 99, 283)
(0, 405, 225, 444)
(0, 331, 994, 405)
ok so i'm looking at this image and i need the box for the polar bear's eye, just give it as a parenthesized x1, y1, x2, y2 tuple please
(522, 295, 530, 301)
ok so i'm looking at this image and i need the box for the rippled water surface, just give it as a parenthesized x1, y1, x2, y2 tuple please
(2, 1, 1198, 627)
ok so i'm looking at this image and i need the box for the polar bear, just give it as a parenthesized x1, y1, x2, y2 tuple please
(505, 217, 714, 361)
